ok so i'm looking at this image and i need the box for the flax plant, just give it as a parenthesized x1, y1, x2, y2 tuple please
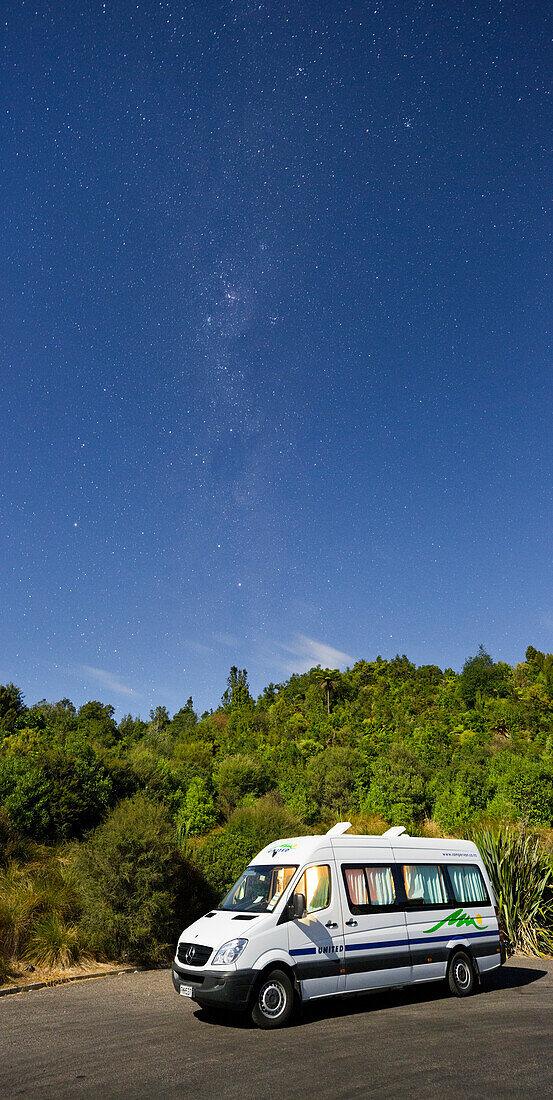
(473, 826, 553, 957)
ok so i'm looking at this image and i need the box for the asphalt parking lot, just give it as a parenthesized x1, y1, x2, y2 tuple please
(1, 957, 552, 1099)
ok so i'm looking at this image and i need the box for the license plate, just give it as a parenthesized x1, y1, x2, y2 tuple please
(179, 984, 193, 998)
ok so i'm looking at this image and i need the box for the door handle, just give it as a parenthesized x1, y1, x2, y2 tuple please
(345, 919, 358, 927)
(325, 921, 338, 929)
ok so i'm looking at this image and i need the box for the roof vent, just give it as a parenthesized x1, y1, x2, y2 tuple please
(325, 821, 352, 837)
(382, 826, 409, 838)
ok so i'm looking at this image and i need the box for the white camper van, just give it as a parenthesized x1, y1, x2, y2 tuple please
(172, 824, 505, 1028)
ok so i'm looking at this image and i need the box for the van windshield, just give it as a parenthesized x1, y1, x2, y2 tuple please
(220, 865, 297, 914)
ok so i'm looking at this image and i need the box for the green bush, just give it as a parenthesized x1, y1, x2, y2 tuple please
(0, 749, 113, 841)
(364, 745, 428, 827)
(191, 830, 255, 898)
(305, 746, 365, 817)
(433, 784, 476, 832)
(214, 754, 272, 812)
(73, 794, 212, 964)
(487, 756, 553, 826)
(192, 795, 304, 897)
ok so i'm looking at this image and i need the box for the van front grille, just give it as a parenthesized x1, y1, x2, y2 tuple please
(177, 942, 212, 967)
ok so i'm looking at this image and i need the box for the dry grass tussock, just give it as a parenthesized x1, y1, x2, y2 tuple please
(0, 856, 88, 978)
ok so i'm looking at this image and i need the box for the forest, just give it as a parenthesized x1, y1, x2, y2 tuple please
(1, 644, 553, 982)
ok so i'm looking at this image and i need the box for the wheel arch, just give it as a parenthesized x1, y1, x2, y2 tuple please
(249, 958, 301, 1006)
(446, 942, 481, 979)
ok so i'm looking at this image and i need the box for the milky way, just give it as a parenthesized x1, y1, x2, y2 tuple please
(2, 1, 552, 714)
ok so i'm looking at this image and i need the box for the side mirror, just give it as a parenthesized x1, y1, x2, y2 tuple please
(292, 892, 306, 920)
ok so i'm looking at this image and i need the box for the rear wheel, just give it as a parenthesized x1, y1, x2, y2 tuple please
(448, 950, 476, 997)
(250, 969, 295, 1029)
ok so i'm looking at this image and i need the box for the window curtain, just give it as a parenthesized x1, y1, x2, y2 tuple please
(365, 867, 395, 905)
(345, 868, 368, 905)
(404, 865, 446, 904)
(448, 865, 486, 904)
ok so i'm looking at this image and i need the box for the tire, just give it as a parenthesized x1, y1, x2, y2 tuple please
(447, 949, 476, 997)
(250, 969, 295, 1029)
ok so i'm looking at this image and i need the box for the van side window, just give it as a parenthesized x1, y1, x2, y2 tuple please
(403, 864, 447, 906)
(294, 865, 331, 914)
(343, 865, 396, 912)
(447, 864, 489, 905)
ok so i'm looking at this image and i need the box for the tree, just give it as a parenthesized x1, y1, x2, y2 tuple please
(172, 698, 197, 735)
(221, 667, 252, 712)
(458, 646, 506, 708)
(0, 747, 113, 841)
(76, 701, 118, 745)
(319, 670, 341, 715)
(149, 706, 170, 734)
(306, 746, 364, 816)
(525, 647, 553, 698)
(0, 683, 25, 733)
(176, 776, 217, 841)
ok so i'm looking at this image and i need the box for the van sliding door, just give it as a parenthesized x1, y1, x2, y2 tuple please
(340, 862, 411, 993)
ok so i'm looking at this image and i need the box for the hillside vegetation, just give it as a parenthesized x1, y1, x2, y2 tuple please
(1, 645, 553, 978)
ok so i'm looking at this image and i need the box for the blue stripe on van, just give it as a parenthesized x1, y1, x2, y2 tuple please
(347, 928, 496, 954)
(345, 939, 409, 953)
(290, 947, 317, 956)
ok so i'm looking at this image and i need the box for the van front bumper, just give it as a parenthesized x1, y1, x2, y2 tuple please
(172, 962, 257, 1010)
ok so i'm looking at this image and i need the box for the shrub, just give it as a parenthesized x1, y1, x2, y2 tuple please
(214, 754, 272, 812)
(305, 746, 365, 816)
(433, 784, 476, 833)
(278, 773, 318, 824)
(364, 745, 428, 827)
(0, 749, 113, 841)
(0, 810, 35, 867)
(191, 829, 255, 898)
(487, 757, 553, 827)
(192, 795, 304, 897)
(73, 795, 211, 964)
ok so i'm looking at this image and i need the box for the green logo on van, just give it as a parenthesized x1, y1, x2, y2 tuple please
(268, 843, 297, 858)
(424, 908, 488, 934)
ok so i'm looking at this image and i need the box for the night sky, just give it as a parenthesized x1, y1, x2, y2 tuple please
(2, 1, 553, 717)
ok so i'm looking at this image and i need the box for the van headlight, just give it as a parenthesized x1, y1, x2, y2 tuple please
(212, 938, 248, 965)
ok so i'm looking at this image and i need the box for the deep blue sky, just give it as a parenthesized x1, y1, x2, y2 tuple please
(2, 0, 552, 717)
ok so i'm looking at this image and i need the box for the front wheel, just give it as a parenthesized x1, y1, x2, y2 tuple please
(448, 950, 476, 997)
(250, 969, 295, 1029)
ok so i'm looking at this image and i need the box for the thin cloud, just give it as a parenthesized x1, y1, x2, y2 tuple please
(80, 666, 139, 698)
(183, 640, 213, 656)
(278, 634, 353, 674)
(213, 632, 240, 649)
